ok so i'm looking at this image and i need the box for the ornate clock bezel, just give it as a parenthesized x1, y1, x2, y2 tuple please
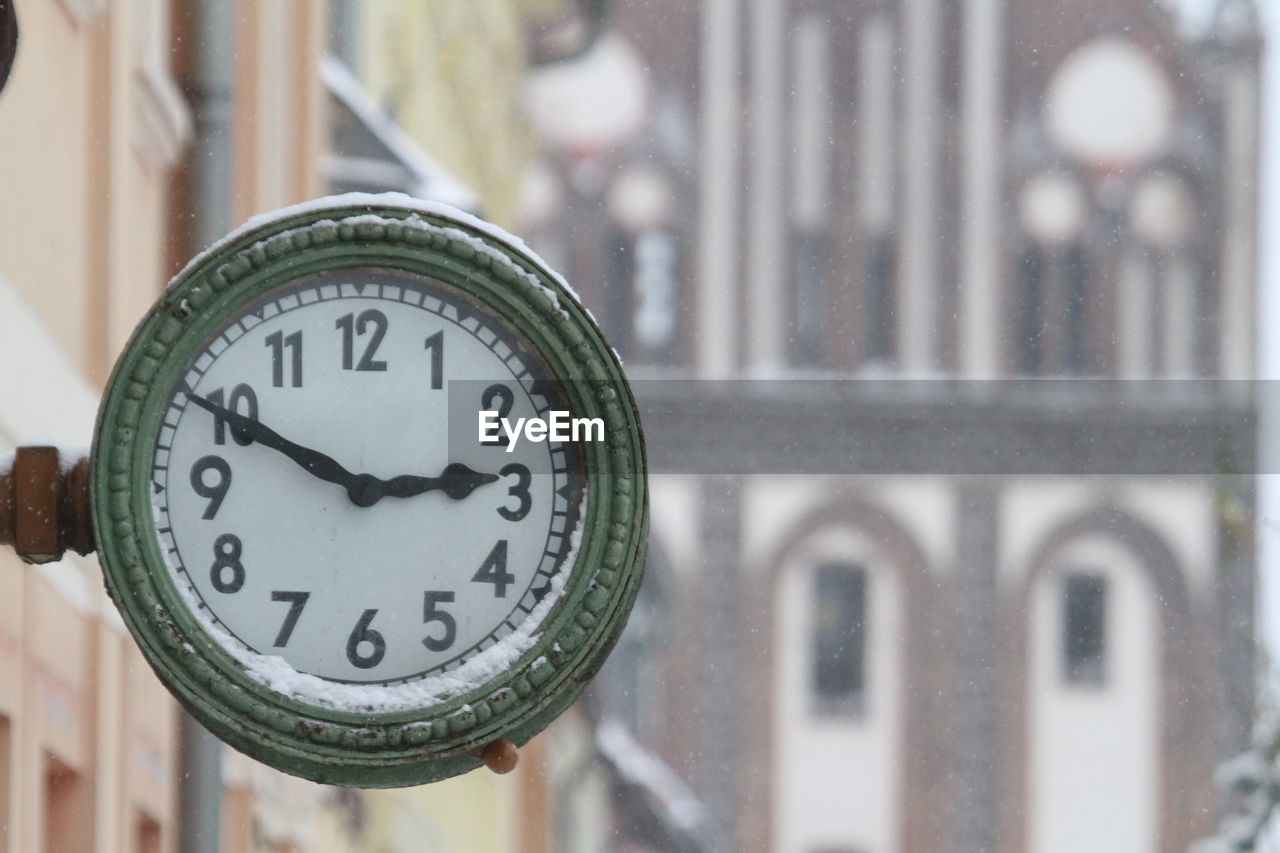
(90, 195, 648, 787)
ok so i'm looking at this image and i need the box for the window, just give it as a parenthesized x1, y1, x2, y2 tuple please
(811, 564, 868, 715)
(1062, 572, 1107, 685)
(632, 228, 680, 363)
(604, 226, 634, 357)
(44, 754, 90, 853)
(866, 236, 897, 366)
(789, 11, 832, 369)
(135, 811, 161, 853)
(1063, 244, 1088, 374)
(1016, 243, 1089, 375)
(792, 232, 827, 366)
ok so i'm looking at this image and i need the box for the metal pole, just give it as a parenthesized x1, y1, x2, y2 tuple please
(180, 1, 236, 851)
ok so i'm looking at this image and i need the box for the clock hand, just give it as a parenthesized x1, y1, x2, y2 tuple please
(187, 393, 499, 508)
(375, 463, 500, 502)
(186, 393, 361, 493)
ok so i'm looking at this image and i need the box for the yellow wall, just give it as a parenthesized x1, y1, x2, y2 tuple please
(354, 1, 538, 227)
(361, 768, 520, 852)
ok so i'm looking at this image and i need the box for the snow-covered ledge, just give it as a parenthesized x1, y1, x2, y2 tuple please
(132, 0, 193, 173)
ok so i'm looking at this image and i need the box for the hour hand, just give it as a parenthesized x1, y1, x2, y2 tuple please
(186, 392, 360, 491)
(376, 463, 500, 502)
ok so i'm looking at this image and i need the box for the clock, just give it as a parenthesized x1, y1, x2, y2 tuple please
(90, 195, 648, 786)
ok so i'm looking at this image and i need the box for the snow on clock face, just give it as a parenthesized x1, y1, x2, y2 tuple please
(151, 268, 583, 686)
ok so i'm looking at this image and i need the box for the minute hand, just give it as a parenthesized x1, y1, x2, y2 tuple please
(186, 393, 360, 492)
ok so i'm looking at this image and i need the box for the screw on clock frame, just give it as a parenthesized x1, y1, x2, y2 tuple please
(0, 443, 524, 775)
(467, 737, 520, 774)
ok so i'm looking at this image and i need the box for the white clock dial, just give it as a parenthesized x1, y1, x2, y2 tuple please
(150, 269, 582, 685)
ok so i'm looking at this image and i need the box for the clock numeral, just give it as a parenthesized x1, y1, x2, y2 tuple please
(207, 384, 258, 445)
(270, 591, 310, 647)
(423, 330, 444, 389)
(346, 608, 386, 669)
(422, 591, 457, 652)
(472, 540, 514, 598)
(336, 310, 388, 372)
(498, 463, 532, 521)
(190, 455, 231, 520)
(265, 329, 303, 388)
(210, 533, 245, 594)
(481, 384, 515, 447)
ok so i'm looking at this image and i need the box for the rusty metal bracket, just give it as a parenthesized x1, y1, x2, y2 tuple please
(0, 445, 94, 564)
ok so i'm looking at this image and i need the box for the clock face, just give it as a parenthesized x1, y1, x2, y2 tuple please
(151, 268, 583, 685)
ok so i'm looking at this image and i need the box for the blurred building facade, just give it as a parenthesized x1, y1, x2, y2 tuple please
(1, 1, 1264, 852)
(1, 2, 341, 852)
(0, 1, 191, 851)
(523, 1, 1264, 852)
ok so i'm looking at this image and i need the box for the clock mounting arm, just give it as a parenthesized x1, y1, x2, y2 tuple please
(0, 445, 93, 565)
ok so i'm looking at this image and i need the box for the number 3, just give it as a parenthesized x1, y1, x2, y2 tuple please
(498, 463, 531, 521)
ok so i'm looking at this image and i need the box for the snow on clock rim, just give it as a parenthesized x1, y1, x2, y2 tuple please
(158, 490, 586, 714)
(172, 192, 589, 317)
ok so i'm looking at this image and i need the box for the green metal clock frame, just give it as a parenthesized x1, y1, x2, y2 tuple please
(90, 196, 648, 787)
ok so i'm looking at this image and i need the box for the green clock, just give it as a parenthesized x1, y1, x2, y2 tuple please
(90, 195, 647, 786)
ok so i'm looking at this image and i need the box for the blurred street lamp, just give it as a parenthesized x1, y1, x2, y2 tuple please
(1019, 171, 1087, 246)
(1129, 172, 1194, 248)
(523, 33, 648, 162)
(1043, 36, 1174, 173)
(607, 163, 673, 232)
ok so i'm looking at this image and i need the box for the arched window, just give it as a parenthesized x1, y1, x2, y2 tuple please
(810, 563, 868, 716)
(1062, 571, 1107, 685)
(1024, 531, 1167, 852)
(773, 518, 917, 853)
